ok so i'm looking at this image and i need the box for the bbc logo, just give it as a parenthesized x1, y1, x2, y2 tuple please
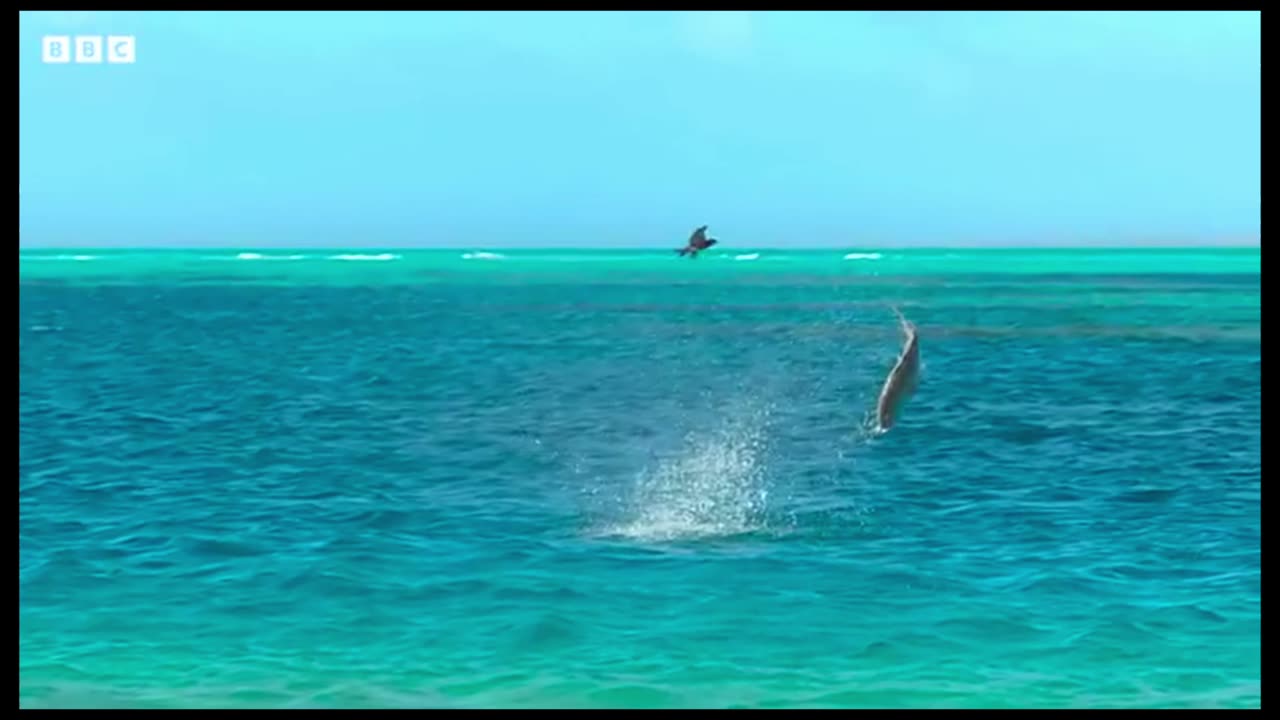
(41, 35, 136, 64)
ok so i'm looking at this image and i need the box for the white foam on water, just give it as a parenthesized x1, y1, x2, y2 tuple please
(461, 251, 506, 261)
(597, 406, 773, 543)
(327, 253, 400, 261)
(20, 254, 99, 261)
(843, 252, 883, 261)
(733, 253, 761, 261)
(235, 252, 306, 261)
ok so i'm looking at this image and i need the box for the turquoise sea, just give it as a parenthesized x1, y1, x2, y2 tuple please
(19, 248, 1261, 708)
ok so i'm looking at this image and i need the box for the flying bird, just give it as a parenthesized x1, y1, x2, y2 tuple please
(675, 225, 719, 258)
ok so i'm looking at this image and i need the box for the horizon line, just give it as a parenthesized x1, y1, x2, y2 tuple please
(17, 244, 1262, 252)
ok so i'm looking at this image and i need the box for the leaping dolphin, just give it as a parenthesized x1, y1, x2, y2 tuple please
(875, 307, 920, 432)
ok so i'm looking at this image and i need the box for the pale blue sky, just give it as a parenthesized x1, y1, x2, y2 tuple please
(18, 11, 1261, 247)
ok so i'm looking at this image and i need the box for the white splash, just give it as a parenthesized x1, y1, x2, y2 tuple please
(843, 252, 883, 261)
(600, 408, 772, 542)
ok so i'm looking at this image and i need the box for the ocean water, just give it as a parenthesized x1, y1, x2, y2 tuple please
(19, 248, 1261, 709)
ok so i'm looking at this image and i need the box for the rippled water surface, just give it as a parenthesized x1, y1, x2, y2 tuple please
(19, 249, 1261, 708)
